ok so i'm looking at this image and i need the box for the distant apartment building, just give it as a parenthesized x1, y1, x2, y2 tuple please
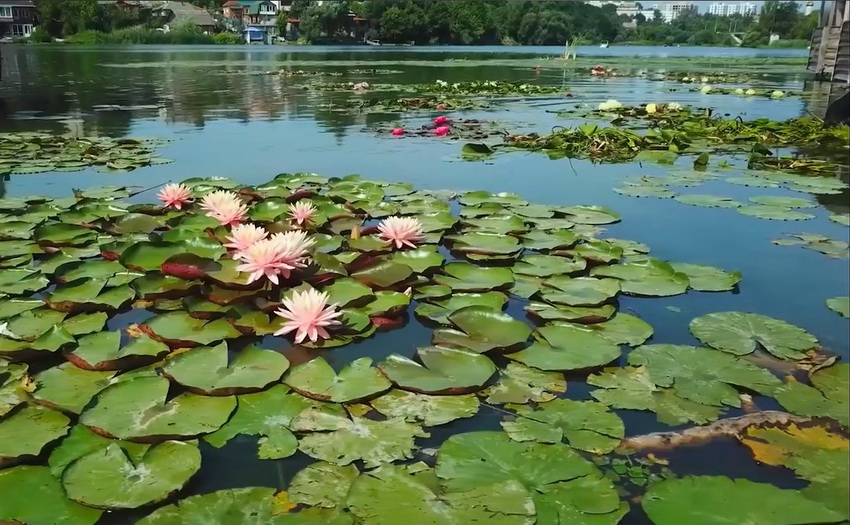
(0, 0, 35, 38)
(707, 2, 757, 16)
(656, 2, 697, 22)
(586, 1, 659, 20)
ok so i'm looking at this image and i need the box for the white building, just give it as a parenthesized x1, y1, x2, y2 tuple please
(655, 2, 697, 22)
(707, 2, 757, 16)
(587, 1, 661, 20)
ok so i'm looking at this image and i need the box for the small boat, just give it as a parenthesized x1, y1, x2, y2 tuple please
(365, 39, 414, 47)
(600, 41, 609, 48)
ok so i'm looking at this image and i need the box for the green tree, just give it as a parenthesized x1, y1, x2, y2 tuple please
(758, 1, 801, 37)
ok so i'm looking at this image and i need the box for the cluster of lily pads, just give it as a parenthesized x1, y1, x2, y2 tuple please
(320, 96, 490, 115)
(0, 133, 172, 175)
(694, 85, 790, 98)
(0, 173, 847, 524)
(420, 80, 567, 96)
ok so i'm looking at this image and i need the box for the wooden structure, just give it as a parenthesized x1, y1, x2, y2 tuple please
(808, 0, 850, 82)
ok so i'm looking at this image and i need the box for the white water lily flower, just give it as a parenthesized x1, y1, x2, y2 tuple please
(701, 76, 709, 83)
(435, 79, 447, 87)
(682, 76, 690, 82)
(452, 83, 460, 89)
(700, 85, 712, 94)
(646, 103, 658, 114)
(735, 88, 744, 94)
(746, 88, 757, 95)
(771, 90, 786, 98)
(519, 84, 529, 90)
(597, 99, 623, 111)
(667, 102, 682, 111)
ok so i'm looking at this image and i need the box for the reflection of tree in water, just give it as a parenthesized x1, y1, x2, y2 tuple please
(815, 162, 850, 217)
(0, 174, 8, 199)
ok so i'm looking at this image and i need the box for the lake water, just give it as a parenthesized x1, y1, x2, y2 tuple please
(0, 44, 847, 524)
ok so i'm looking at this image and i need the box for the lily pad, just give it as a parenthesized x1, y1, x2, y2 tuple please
(614, 186, 676, 198)
(513, 254, 585, 277)
(738, 205, 814, 221)
(387, 247, 445, 273)
(0, 359, 29, 416)
(591, 259, 689, 297)
(432, 306, 531, 353)
(205, 384, 345, 460)
(773, 363, 848, 427)
(525, 302, 617, 324)
(351, 260, 413, 288)
(502, 399, 624, 453)
(141, 311, 242, 347)
(69, 331, 169, 370)
(346, 464, 536, 525)
(542, 276, 621, 306)
(505, 324, 621, 371)
(81, 376, 236, 441)
(378, 346, 496, 394)
(689, 311, 818, 359)
(520, 230, 579, 251)
(570, 240, 624, 264)
(560, 205, 621, 225)
(0, 404, 70, 464)
(48, 424, 149, 477)
(434, 262, 514, 292)
(670, 262, 741, 292)
(370, 389, 479, 426)
(162, 343, 289, 395)
(291, 409, 428, 468)
(482, 362, 567, 405)
(674, 194, 743, 208)
(33, 363, 116, 414)
(284, 357, 391, 403)
(0, 466, 102, 525)
(415, 292, 508, 324)
(749, 195, 816, 208)
(826, 297, 849, 318)
(289, 462, 359, 508)
(642, 476, 844, 525)
(62, 440, 201, 509)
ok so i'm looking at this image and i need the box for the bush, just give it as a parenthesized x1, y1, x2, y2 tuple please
(214, 32, 243, 44)
(27, 28, 54, 43)
(66, 30, 103, 44)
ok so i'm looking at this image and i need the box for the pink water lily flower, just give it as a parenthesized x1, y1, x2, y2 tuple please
(274, 289, 342, 343)
(157, 183, 193, 209)
(200, 190, 248, 227)
(224, 223, 268, 259)
(236, 230, 315, 284)
(288, 201, 316, 226)
(433, 115, 449, 125)
(391, 128, 404, 136)
(378, 216, 424, 249)
(434, 125, 450, 136)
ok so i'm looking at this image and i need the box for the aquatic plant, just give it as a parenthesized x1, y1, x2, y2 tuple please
(288, 201, 316, 226)
(377, 216, 424, 249)
(200, 191, 249, 227)
(273, 289, 342, 343)
(156, 183, 193, 210)
(223, 223, 268, 257)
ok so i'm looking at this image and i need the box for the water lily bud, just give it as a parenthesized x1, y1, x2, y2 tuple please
(646, 103, 658, 114)
(700, 85, 712, 94)
(391, 128, 404, 136)
(770, 90, 785, 98)
(350, 225, 361, 240)
(433, 115, 449, 125)
(735, 88, 744, 95)
(435, 103, 446, 110)
(434, 126, 450, 136)
(746, 89, 756, 95)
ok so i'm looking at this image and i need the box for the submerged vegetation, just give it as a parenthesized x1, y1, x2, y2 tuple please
(0, 171, 847, 523)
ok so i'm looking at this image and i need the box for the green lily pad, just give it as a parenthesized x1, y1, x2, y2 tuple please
(141, 311, 242, 347)
(47, 279, 135, 312)
(289, 462, 359, 508)
(614, 186, 676, 198)
(387, 247, 445, 273)
(669, 263, 741, 292)
(351, 259, 413, 288)
(591, 258, 689, 296)
(48, 425, 149, 477)
(62, 440, 200, 509)
(642, 476, 844, 525)
(284, 357, 391, 403)
(525, 302, 617, 324)
(583, 313, 654, 346)
(0, 359, 29, 416)
(570, 240, 624, 264)
(81, 376, 236, 440)
(738, 205, 814, 221)
(462, 214, 528, 234)
(589, 366, 722, 425)
(0, 268, 49, 295)
(505, 324, 621, 371)
(355, 291, 411, 317)
(689, 311, 818, 359)
(727, 176, 781, 188)
(69, 331, 169, 370)
(482, 362, 567, 405)
(446, 232, 522, 256)
(560, 205, 621, 225)
(434, 262, 514, 292)
(542, 276, 621, 306)
(34, 223, 98, 247)
(0, 405, 70, 464)
(829, 213, 850, 226)
(827, 297, 849, 317)
(749, 195, 816, 208)
(378, 346, 496, 394)
(513, 254, 586, 278)
(370, 389, 479, 426)
(0, 466, 101, 525)
(0, 298, 43, 320)
(629, 344, 781, 407)
(205, 384, 344, 460)
(773, 363, 848, 427)
(673, 194, 743, 208)
(520, 229, 579, 251)
(162, 343, 288, 395)
(431, 306, 531, 353)
(33, 363, 116, 414)
(291, 409, 428, 468)
(415, 292, 509, 324)
(502, 399, 624, 454)
(347, 464, 536, 525)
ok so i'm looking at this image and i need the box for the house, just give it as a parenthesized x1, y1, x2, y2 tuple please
(221, 1, 279, 43)
(0, 0, 36, 39)
(151, 1, 216, 33)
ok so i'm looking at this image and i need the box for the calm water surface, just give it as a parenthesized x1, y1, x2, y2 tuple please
(0, 45, 846, 524)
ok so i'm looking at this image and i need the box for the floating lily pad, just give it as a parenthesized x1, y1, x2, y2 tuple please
(284, 357, 391, 403)
(773, 233, 849, 258)
(525, 302, 617, 324)
(520, 230, 579, 251)
(570, 240, 624, 264)
(727, 176, 780, 188)
(505, 324, 621, 371)
(0, 359, 29, 416)
(48, 424, 149, 477)
(585, 313, 654, 346)
(434, 262, 515, 292)
(81, 376, 236, 441)
(378, 346, 495, 394)
(829, 213, 850, 226)
(289, 462, 359, 508)
(62, 440, 200, 509)
(669, 262, 741, 292)
(291, 409, 428, 468)
(542, 276, 621, 306)
(773, 363, 848, 427)
(482, 363, 567, 405)
(0, 466, 102, 525)
(560, 205, 621, 225)
(0, 404, 70, 464)
(347, 464, 536, 525)
(749, 196, 816, 208)
(738, 205, 814, 221)
(351, 259, 413, 288)
(642, 476, 844, 525)
(689, 311, 818, 359)
(355, 291, 411, 317)
(462, 214, 528, 234)
(513, 254, 585, 277)
(432, 306, 531, 353)
(415, 292, 509, 324)
(446, 232, 523, 257)
(826, 297, 849, 318)
(141, 311, 242, 347)
(589, 366, 722, 425)
(205, 384, 344, 460)
(502, 399, 624, 454)
(0, 268, 49, 295)
(69, 331, 169, 370)
(592, 258, 689, 296)
(370, 389, 479, 426)
(388, 247, 445, 273)
(614, 186, 676, 198)
(673, 194, 743, 208)
(33, 363, 116, 414)
(162, 343, 288, 395)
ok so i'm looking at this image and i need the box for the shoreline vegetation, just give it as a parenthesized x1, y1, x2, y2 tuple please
(15, 0, 815, 49)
